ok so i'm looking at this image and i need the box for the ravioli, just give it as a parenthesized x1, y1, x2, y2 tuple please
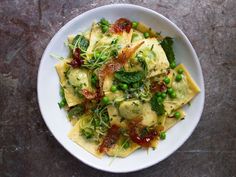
(126, 38, 170, 77)
(164, 109, 186, 131)
(55, 59, 93, 107)
(106, 138, 140, 157)
(68, 114, 103, 158)
(163, 64, 200, 114)
(86, 23, 104, 55)
(55, 59, 83, 107)
(131, 29, 144, 42)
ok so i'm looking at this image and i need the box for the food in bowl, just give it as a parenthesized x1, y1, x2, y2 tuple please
(54, 18, 200, 158)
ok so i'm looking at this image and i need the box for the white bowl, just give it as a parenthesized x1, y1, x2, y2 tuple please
(37, 4, 205, 173)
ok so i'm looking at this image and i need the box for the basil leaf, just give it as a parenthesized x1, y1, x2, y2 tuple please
(160, 37, 175, 64)
(114, 70, 144, 84)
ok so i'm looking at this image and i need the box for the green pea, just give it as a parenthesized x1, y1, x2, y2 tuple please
(167, 88, 174, 94)
(174, 111, 181, 119)
(170, 92, 177, 98)
(101, 25, 109, 33)
(94, 51, 100, 59)
(157, 96, 163, 103)
(175, 74, 182, 82)
(121, 83, 128, 90)
(110, 85, 117, 92)
(156, 92, 162, 97)
(163, 77, 170, 84)
(170, 62, 176, 69)
(160, 132, 166, 140)
(161, 92, 167, 99)
(102, 96, 109, 104)
(100, 55, 107, 61)
(178, 68, 184, 74)
(132, 21, 138, 29)
(143, 32, 150, 38)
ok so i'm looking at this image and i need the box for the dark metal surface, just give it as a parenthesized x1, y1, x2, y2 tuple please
(0, 0, 236, 176)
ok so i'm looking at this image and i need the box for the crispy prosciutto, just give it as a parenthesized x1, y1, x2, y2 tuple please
(110, 18, 132, 33)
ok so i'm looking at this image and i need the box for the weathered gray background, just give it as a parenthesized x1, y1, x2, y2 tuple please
(0, 0, 236, 176)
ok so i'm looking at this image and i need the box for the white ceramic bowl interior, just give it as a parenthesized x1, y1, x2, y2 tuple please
(37, 4, 205, 173)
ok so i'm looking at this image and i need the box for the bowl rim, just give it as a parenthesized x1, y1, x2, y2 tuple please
(37, 3, 205, 173)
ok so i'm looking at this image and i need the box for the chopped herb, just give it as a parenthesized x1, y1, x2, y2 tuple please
(111, 38, 118, 45)
(151, 44, 154, 51)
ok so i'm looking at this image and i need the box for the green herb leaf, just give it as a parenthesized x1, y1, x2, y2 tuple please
(91, 73, 98, 88)
(98, 18, 110, 33)
(68, 105, 84, 119)
(150, 93, 165, 116)
(58, 87, 67, 109)
(81, 128, 93, 139)
(72, 35, 89, 52)
(114, 70, 145, 84)
(160, 37, 175, 64)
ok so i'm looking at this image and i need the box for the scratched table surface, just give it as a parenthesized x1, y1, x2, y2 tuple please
(0, 0, 236, 177)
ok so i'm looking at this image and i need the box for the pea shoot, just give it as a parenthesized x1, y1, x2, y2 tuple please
(123, 141, 130, 149)
(160, 132, 166, 140)
(143, 32, 150, 38)
(95, 51, 100, 59)
(100, 55, 107, 61)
